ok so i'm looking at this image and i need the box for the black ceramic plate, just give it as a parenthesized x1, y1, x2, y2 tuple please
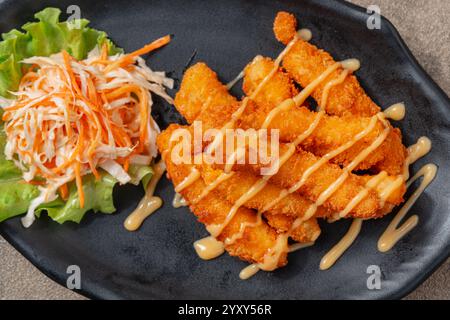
(1, 0, 449, 300)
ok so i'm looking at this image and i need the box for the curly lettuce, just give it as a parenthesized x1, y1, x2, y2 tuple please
(0, 8, 153, 224)
(0, 7, 122, 97)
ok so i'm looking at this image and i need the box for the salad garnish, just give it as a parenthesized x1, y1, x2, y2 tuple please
(0, 8, 173, 226)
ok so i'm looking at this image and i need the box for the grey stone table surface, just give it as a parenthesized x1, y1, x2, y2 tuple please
(0, 0, 449, 300)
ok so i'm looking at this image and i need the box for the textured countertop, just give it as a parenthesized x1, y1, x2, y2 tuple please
(0, 0, 449, 300)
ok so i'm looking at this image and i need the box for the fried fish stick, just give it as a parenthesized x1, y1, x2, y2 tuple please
(201, 164, 329, 219)
(173, 66, 404, 216)
(174, 62, 239, 123)
(173, 63, 333, 220)
(161, 125, 321, 244)
(169, 115, 386, 218)
(195, 104, 404, 216)
(216, 144, 387, 219)
(265, 213, 321, 243)
(199, 165, 322, 242)
(273, 11, 380, 117)
(157, 125, 288, 267)
(242, 57, 407, 175)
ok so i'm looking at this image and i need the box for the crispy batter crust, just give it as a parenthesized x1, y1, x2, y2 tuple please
(174, 62, 239, 123)
(201, 165, 329, 219)
(200, 165, 323, 243)
(273, 11, 381, 117)
(242, 57, 407, 175)
(273, 11, 297, 45)
(265, 213, 321, 243)
(173, 63, 404, 217)
(157, 125, 288, 266)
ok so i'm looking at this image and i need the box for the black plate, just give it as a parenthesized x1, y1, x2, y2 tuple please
(1, 0, 449, 300)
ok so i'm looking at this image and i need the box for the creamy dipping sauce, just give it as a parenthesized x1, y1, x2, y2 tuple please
(124, 160, 166, 231)
(340, 58, 361, 72)
(297, 28, 313, 41)
(378, 164, 437, 252)
(239, 264, 261, 280)
(384, 103, 405, 121)
(172, 192, 188, 208)
(194, 236, 225, 260)
(320, 219, 362, 270)
(226, 70, 245, 90)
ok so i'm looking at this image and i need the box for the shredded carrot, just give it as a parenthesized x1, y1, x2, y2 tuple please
(62, 50, 82, 96)
(59, 183, 69, 200)
(74, 162, 84, 208)
(103, 35, 171, 73)
(23, 180, 46, 186)
(123, 158, 130, 172)
(101, 42, 109, 61)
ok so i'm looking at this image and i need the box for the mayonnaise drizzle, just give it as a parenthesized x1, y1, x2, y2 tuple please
(192, 172, 235, 204)
(262, 62, 342, 129)
(378, 164, 437, 252)
(226, 70, 245, 90)
(206, 177, 269, 237)
(339, 171, 388, 218)
(297, 28, 313, 41)
(384, 103, 406, 121)
(175, 167, 201, 193)
(289, 241, 315, 253)
(340, 58, 361, 72)
(404, 137, 432, 180)
(320, 219, 362, 270)
(323, 136, 435, 267)
(124, 160, 166, 231)
(172, 192, 188, 208)
(194, 236, 225, 260)
(239, 263, 261, 280)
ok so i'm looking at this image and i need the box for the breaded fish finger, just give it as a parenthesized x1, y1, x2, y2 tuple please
(173, 64, 404, 217)
(216, 144, 385, 219)
(241, 57, 407, 175)
(273, 11, 380, 117)
(265, 213, 321, 244)
(201, 164, 330, 219)
(174, 62, 239, 123)
(157, 125, 288, 267)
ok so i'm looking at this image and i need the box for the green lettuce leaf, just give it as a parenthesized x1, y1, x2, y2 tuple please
(35, 173, 117, 224)
(33, 166, 153, 224)
(0, 124, 39, 222)
(0, 7, 122, 97)
(0, 179, 40, 222)
(128, 164, 154, 187)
